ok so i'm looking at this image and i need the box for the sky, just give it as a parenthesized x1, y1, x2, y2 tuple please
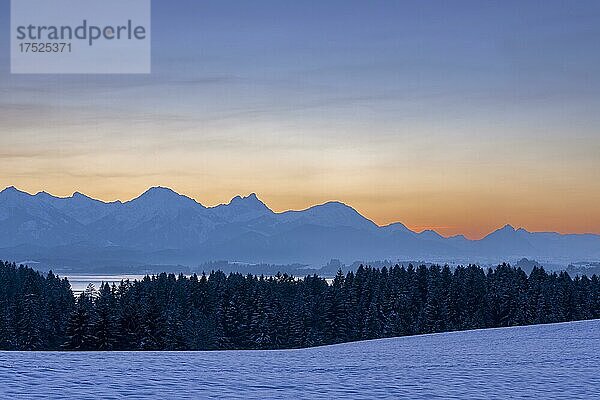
(1, 0, 599, 239)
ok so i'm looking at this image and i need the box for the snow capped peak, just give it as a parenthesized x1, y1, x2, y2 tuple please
(1, 186, 28, 196)
(228, 193, 269, 210)
(71, 191, 89, 199)
(139, 186, 181, 198)
(34, 190, 55, 199)
(320, 200, 349, 208)
(129, 186, 203, 208)
(279, 200, 377, 230)
(304, 201, 360, 215)
(500, 224, 516, 232)
(485, 224, 518, 238)
(1, 184, 600, 265)
(305, 201, 359, 215)
(211, 193, 272, 222)
(0, 186, 34, 205)
(118, 187, 205, 224)
(1, 185, 18, 192)
(480, 223, 534, 253)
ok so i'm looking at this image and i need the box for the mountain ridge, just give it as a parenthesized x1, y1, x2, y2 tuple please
(1, 185, 599, 268)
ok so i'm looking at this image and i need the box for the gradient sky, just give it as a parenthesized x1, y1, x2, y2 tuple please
(1, 0, 599, 239)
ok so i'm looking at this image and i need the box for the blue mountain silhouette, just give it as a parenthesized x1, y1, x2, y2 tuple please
(1, 186, 598, 269)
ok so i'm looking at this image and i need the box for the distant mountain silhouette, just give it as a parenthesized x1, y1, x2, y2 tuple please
(1, 186, 599, 270)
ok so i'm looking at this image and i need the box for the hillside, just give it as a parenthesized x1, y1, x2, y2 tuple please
(1, 320, 598, 399)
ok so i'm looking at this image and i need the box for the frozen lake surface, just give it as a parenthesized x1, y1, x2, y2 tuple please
(66, 274, 148, 294)
(1, 320, 599, 399)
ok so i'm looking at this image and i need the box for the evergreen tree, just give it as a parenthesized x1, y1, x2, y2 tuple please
(64, 293, 95, 350)
(2, 260, 600, 351)
(92, 283, 118, 350)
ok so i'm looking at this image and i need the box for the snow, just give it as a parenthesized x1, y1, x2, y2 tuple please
(1, 320, 599, 399)
(278, 201, 377, 230)
(3, 186, 600, 266)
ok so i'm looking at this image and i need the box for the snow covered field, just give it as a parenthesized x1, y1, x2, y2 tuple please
(1, 320, 599, 399)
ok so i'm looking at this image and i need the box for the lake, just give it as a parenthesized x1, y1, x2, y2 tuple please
(66, 274, 335, 293)
(66, 275, 148, 294)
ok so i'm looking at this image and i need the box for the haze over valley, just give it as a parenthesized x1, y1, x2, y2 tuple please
(1, 185, 598, 273)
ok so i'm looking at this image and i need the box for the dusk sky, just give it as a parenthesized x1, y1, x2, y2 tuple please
(1, 0, 599, 239)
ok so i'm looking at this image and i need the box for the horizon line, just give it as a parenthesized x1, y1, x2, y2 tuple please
(1, 184, 598, 240)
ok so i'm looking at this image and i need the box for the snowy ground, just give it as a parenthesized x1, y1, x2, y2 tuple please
(1, 320, 599, 399)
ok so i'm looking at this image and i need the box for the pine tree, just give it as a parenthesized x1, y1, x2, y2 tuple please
(2, 260, 600, 351)
(92, 283, 118, 350)
(64, 293, 95, 350)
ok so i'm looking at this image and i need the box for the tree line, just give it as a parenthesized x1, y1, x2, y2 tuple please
(1, 260, 599, 351)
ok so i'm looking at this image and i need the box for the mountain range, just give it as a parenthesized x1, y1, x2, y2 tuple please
(1, 186, 599, 271)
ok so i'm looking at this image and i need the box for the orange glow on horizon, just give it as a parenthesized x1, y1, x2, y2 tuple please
(2, 183, 598, 241)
